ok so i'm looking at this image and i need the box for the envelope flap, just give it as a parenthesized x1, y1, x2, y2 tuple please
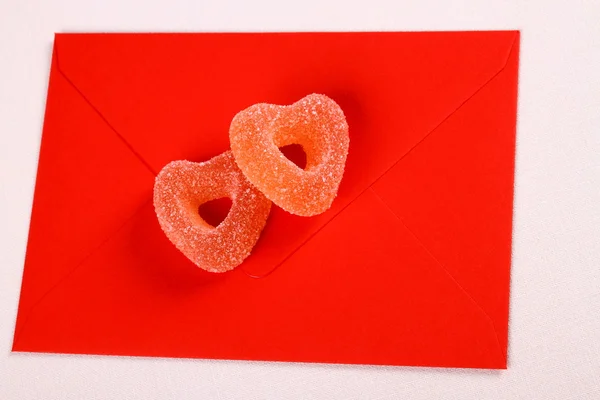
(14, 44, 155, 340)
(55, 31, 517, 276)
(372, 35, 520, 358)
(14, 194, 505, 368)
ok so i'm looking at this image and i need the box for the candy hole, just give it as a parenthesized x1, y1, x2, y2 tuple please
(279, 144, 307, 169)
(198, 197, 233, 227)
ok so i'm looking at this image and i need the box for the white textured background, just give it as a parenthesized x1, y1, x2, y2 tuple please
(1, 0, 599, 399)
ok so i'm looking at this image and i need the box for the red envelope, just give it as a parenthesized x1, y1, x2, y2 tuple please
(13, 31, 519, 369)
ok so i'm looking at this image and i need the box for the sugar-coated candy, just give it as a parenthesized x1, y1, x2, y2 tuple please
(229, 94, 349, 217)
(153, 151, 271, 273)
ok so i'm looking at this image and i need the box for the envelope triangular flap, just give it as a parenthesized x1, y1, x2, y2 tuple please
(54, 31, 517, 277)
(14, 46, 155, 337)
(15, 194, 505, 368)
(371, 35, 519, 359)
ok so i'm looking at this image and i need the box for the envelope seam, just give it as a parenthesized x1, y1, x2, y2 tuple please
(53, 42, 158, 176)
(12, 199, 153, 350)
(367, 33, 518, 191)
(245, 33, 518, 280)
(368, 187, 506, 363)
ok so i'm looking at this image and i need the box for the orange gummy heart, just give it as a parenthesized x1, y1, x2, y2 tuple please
(229, 94, 349, 217)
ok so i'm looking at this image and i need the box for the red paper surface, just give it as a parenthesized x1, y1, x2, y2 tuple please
(13, 31, 519, 369)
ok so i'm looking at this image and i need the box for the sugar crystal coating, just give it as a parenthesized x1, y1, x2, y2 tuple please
(229, 94, 349, 216)
(153, 151, 271, 273)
